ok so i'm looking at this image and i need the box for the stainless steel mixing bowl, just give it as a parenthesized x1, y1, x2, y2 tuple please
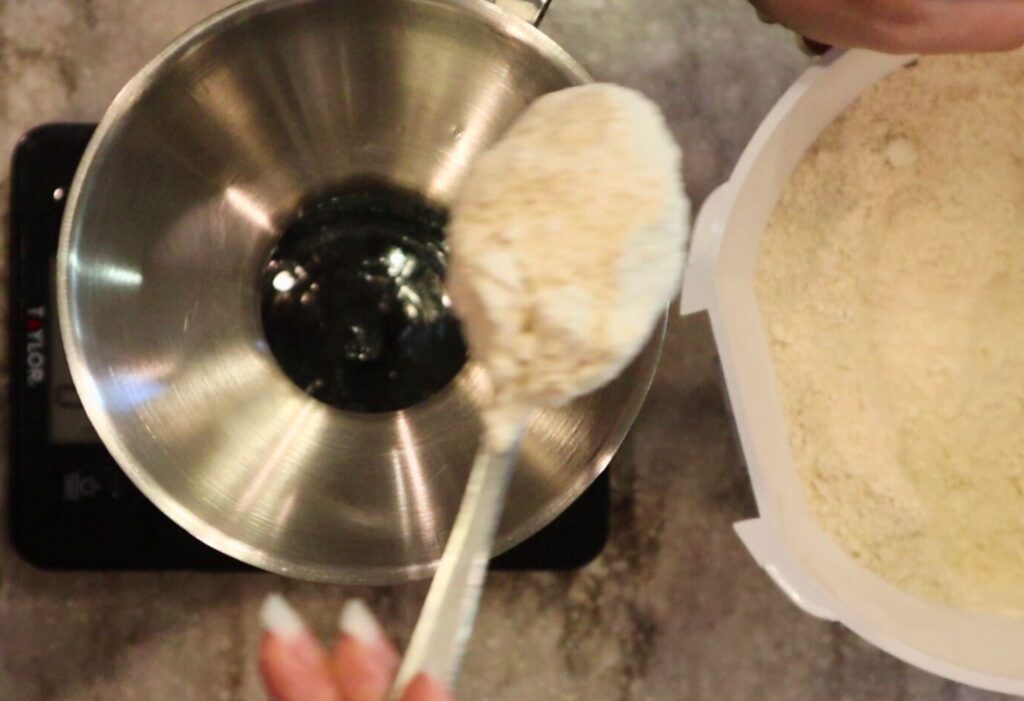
(58, 0, 665, 583)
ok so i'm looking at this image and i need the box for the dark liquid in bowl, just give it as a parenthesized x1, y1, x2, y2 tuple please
(260, 180, 467, 413)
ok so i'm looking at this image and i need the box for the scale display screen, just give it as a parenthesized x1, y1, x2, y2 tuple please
(48, 259, 99, 445)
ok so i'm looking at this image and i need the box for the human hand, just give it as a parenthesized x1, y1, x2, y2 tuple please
(259, 595, 453, 701)
(753, 0, 1024, 53)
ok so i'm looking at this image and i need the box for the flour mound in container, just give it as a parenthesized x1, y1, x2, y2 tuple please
(446, 84, 688, 433)
(756, 52, 1024, 614)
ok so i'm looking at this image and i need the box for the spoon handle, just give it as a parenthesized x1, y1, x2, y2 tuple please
(389, 431, 524, 698)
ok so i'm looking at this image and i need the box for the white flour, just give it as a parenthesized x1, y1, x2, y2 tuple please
(757, 52, 1024, 613)
(447, 84, 688, 445)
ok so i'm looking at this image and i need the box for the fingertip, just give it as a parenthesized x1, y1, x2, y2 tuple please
(330, 635, 396, 701)
(337, 599, 399, 668)
(261, 593, 307, 640)
(257, 599, 338, 701)
(402, 673, 454, 701)
(338, 598, 386, 647)
(260, 633, 333, 701)
(257, 630, 280, 680)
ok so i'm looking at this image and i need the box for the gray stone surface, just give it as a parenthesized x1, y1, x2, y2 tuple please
(0, 1, 1013, 699)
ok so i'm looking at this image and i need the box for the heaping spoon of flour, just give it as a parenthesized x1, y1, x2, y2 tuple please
(389, 83, 689, 698)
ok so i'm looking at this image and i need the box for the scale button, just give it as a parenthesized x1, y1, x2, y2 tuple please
(62, 471, 106, 502)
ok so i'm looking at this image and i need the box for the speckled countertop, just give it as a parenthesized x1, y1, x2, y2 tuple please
(0, 1, 1013, 700)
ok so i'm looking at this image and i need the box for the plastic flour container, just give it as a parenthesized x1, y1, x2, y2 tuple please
(679, 49, 1024, 695)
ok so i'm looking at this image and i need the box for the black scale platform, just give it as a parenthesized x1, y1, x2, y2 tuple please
(8, 123, 609, 573)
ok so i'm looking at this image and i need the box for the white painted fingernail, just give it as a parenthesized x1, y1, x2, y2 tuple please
(260, 594, 306, 640)
(338, 599, 383, 646)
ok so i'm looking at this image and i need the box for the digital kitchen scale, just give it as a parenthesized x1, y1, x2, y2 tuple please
(8, 123, 609, 573)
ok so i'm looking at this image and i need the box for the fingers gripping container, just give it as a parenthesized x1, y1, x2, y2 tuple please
(680, 49, 1024, 695)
